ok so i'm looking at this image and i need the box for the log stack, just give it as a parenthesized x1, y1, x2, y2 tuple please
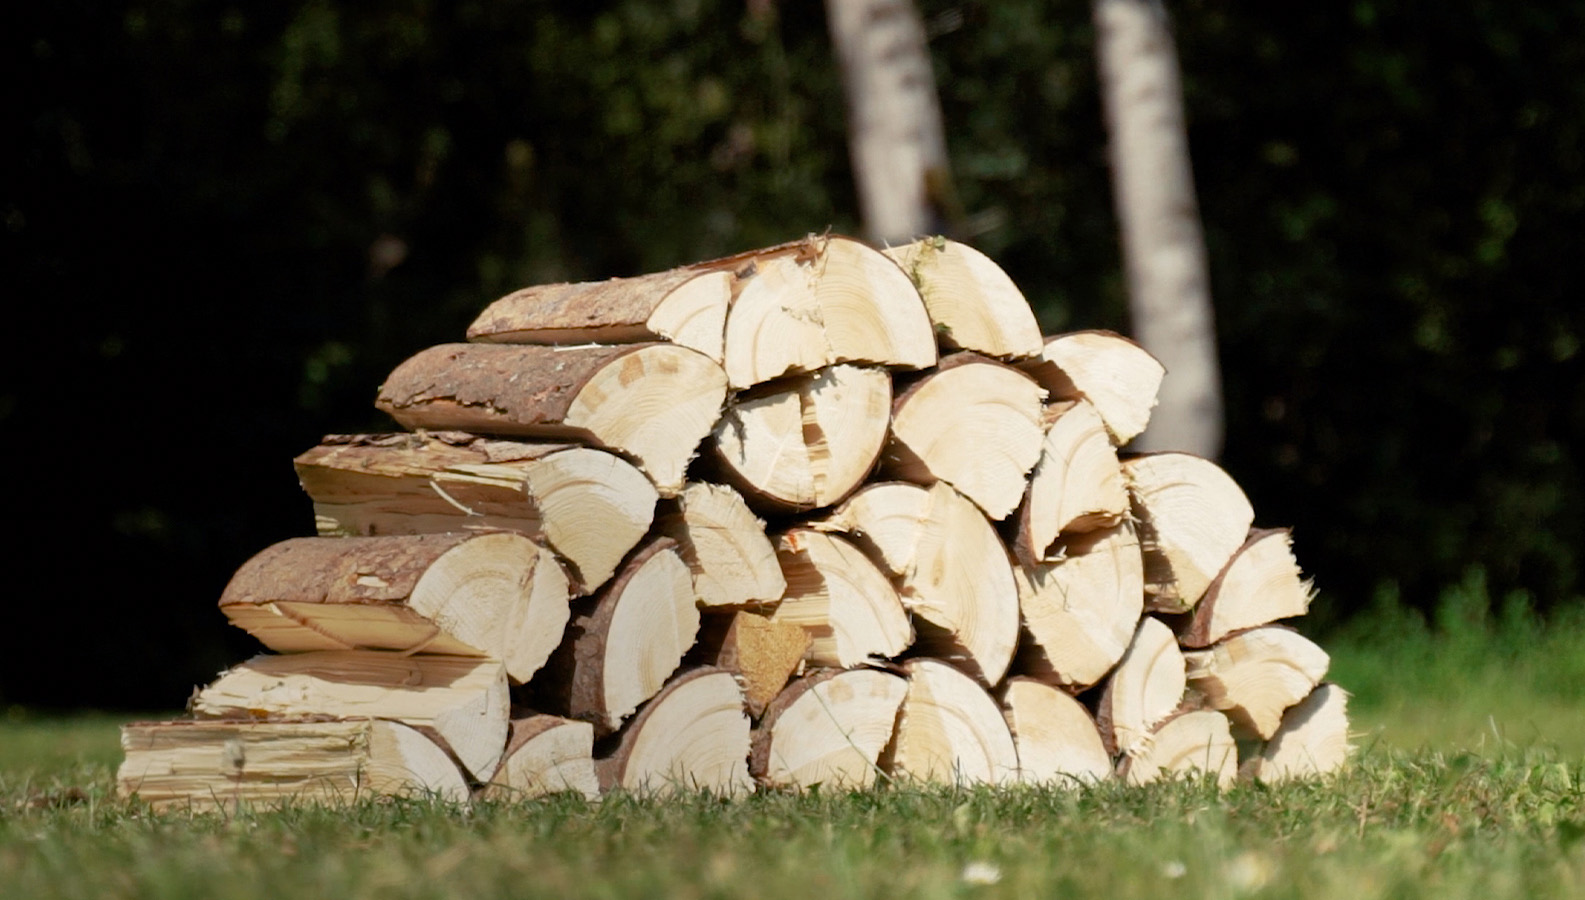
(118, 234, 1350, 811)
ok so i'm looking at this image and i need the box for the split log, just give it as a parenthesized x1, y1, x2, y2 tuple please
(191, 651, 508, 784)
(1178, 529, 1314, 648)
(653, 482, 785, 609)
(1014, 399, 1129, 564)
(1015, 523, 1145, 691)
(884, 353, 1047, 520)
(118, 718, 470, 811)
(296, 431, 656, 593)
(768, 529, 913, 668)
(692, 610, 812, 717)
(484, 714, 601, 801)
(466, 267, 733, 363)
(710, 364, 892, 511)
(882, 658, 1019, 785)
(1097, 616, 1187, 756)
(1021, 331, 1165, 446)
(1247, 683, 1351, 783)
(596, 667, 753, 797)
(375, 342, 728, 496)
(1123, 452, 1255, 613)
(553, 539, 700, 735)
(881, 237, 1043, 359)
(816, 481, 1019, 686)
(721, 234, 936, 389)
(217, 533, 570, 686)
(751, 667, 908, 789)
(1000, 677, 1113, 787)
(1118, 710, 1237, 788)
(1183, 626, 1330, 740)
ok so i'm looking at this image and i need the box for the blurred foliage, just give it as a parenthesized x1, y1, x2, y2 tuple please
(4, 0, 1584, 705)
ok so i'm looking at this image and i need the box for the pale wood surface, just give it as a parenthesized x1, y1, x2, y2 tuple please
(1022, 331, 1166, 447)
(692, 609, 812, 718)
(751, 667, 908, 789)
(883, 238, 1043, 359)
(1179, 529, 1314, 648)
(1183, 626, 1330, 739)
(654, 482, 785, 609)
(1000, 677, 1113, 787)
(1015, 523, 1145, 691)
(1123, 452, 1255, 613)
(1015, 399, 1129, 564)
(769, 529, 913, 668)
(596, 668, 753, 797)
(484, 714, 601, 801)
(1118, 709, 1237, 788)
(1097, 616, 1187, 757)
(883, 658, 1019, 786)
(1249, 683, 1351, 783)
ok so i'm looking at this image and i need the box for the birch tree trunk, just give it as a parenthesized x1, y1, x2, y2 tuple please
(826, 0, 952, 245)
(1093, 0, 1224, 457)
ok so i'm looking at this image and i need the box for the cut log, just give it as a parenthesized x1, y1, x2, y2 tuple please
(484, 714, 601, 801)
(721, 234, 936, 389)
(1183, 626, 1330, 740)
(1097, 616, 1187, 756)
(881, 238, 1043, 359)
(217, 533, 570, 686)
(882, 658, 1019, 785)
(117, 718, 470, 812)
(554, 538, 700, 735)
(710, 364, 891, 511)
(1015, 523, 1145, 691)
(653, 482, 785, 609)
(1248, 683, 1351, 783)
(1000, 677, 1113, 787)
(751, 667, 908, 789)
(692, 610, 812, 718)
(1123, 452, 1255, 613)
(817, 481, 1018, 686)
(191, 651, 508, 784)
(1118, 710, 1237, 788)
(295, 431, 656, 593)
(596, 667, 753, 797)
(1021, 330, 1165, 446)
(466, 267, 733, 363)
(768, 529, 913, 668)
(1178, 528, 1314, 648)
(1014, 399, 1129, 564)
(375, 342, 728, 496)
(884, 353, 1047, 520)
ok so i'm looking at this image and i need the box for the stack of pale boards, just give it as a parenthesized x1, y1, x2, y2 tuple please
(118, 235, 1350, 811)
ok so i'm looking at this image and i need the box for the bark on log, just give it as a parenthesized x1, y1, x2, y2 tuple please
(596, 667, 754, 797)
(484, 714, 601, 801)
(1015, 523, 1145, 692)
(296, 431, 656, 593)
(117, 718, 470, 811)
(710, 364, 892, 512)
(1123, 452, 1255, 613)
(191, 651, 509, 784)
(1000, 677, 1113, 787)
(1178, 529, 1314, 648)
(750, 667, 908, 789)
(885, 353, 1047, 520)
(217, 533, 571, 686)
(375, 342, 728, 496)
(467, 267, 733, 363)
(882, 658, 1020, 786)
(653, 482, 785, 610)
(882, 238, 1043, 359)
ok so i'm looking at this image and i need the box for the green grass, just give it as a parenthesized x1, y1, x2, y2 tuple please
(4, 585, 1585, 900)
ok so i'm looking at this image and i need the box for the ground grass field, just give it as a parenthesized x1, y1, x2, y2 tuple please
(4, 588, 1583, 899)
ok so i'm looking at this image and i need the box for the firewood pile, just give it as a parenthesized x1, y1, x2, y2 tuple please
(118, 235, 1350, 811)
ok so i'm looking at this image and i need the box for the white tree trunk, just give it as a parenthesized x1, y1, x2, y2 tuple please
(1093, 0, 1224, 457)
(826, 0, 951, 245)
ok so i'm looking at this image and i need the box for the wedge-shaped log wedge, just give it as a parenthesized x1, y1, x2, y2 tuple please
(1183, 626, 1330, 740)
(118, 718, 469, 812)
(882, 658, 1019, 786)
(192, 651, 509, 784)
(1000, 677, 1113, 787)
(484, 714, 601, 801)
(375, 342, 727, 497)
(1021, 331, 1165, 446)
(1015, 523, 1145, 692)
(467, 267, 733, 363)
(654, 482, 785, 609)
(1118, 710, 1237, 788)
(768, 529, 913, 668)
(882, 238, 1043, 359)
(751, 668, 908, 790)
(218, 533, 570, 686)
(296, 432, 656, 594)
(1179, 529, 1314, 648)
(596, 668, 754, 797)
(1014, 399, 1129, 564)
(1123, 452, 1255, 613)
(711, 364, 891, 512)
(1247, 683, 1352, 783)
(885, 353, 1047, 520)
(1097, 616, 1187, 757)
(721, 234, 936, 389)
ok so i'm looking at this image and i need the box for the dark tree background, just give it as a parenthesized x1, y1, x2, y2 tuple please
(5, 0, 1583, 708)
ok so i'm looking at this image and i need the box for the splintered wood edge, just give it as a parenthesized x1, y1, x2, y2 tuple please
(1180, 528, 1315, 648)
(655, 482, 785, 608)
(1025, 330, 1166, 445)
(751, 667, 909, 789)
(770, 530, 914, 668)
(1015, 522, 1145, 691)
(1119, 710, 1237, 788)
(1123, 452, 1256, 613)
(1182, 626, 1331, 739)
(883, 238, 1043, 359)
